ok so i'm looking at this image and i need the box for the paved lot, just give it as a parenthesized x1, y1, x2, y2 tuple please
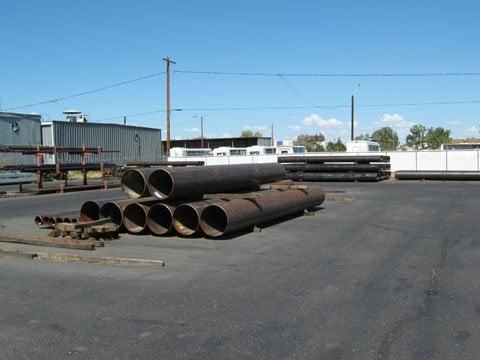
(0, 181, 479, 359)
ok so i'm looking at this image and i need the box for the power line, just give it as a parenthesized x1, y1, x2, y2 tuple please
(95, 99, 480, 122)
(3, 71, 166, 111)
(175, 69, 480, 77)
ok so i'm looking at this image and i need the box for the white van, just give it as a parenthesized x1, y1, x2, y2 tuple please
(346, 141, 381, 152)
(169, 147, 212, 157)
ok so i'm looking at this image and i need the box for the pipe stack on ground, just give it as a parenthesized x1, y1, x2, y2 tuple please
(71, 163, 325, 238)
(278, 155, 390, 182)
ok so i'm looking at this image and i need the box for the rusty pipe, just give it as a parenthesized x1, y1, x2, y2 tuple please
(172, 199, 226, 236)
(120, 168, 157, 198)
(147, 163, 285, 200)
(123, 199, 161, 234)
(200, 187, 325, 238)
(147, 203, 176, 235)
(100, 197, 158, 226)
(80, 198, 124, 222)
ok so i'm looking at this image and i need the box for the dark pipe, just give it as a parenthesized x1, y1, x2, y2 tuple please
(34, 216, 43, 226)
(147, 163, 285, 200)
(120, 168, 156, 198)
(278, 155, 390, 164)
(200, 187, 325, 238)
(147, 203, 176, 235)
(100, 197, 158, 226)
(80, 198, 123, 222)
(286, 172, 388, 182)
(172, 199, 225, 236)
(395, 171, 480, 180)
(284, 163, 390, 173)
(123, 199, 160, 233)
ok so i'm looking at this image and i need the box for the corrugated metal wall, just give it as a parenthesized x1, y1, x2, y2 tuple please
(0, 112, 41, 166)
(42, 121, 162, 165)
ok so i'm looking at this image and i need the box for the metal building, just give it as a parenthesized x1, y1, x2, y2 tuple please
(41, 121, 162, 165)
(0, 112, 42, 166)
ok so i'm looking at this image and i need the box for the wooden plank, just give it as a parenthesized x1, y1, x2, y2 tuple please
(54, 218, 112, 231)
(36, 253, 165, 267)
(0, 234, 96, 250)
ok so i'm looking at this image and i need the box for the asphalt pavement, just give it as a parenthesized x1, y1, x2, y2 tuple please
(0, 181, 479, 359)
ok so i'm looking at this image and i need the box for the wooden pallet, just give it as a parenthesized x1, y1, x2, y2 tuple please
(53, 219, 119, 240)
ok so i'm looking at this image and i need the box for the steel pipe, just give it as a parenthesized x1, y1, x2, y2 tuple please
(120, 168, 157, 198)
(147, 163, 285, 200)
(172, 199, 226, 236)
(200, 187, 325, 238)
(147, 203, 176, 235)
(80, 198, 124, 222)
(395, 171, 480, 180)
(286, 172, 388, 182)
(100, 197, 158, 226)
(123, 199, 161, 234)
(284, 163, 390, 173)
(278, 155, 390, 164)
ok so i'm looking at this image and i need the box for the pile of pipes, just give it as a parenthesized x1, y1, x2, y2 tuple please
(34, 212, 80, 227)
(78, 163, 326, 238)
(278, 155, 390, 182)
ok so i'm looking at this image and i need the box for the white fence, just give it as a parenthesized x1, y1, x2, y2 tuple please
(170, 150, 480, 172)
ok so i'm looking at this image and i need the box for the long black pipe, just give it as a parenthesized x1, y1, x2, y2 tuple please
(395, 171, 480, 180)
(286, 172, 388, 182)
(146, 163, 285, 200)
(278, 155, 390, 164)
(200, 187, 325, 238)
(284, 163, 390, 172)
(80, 198, 123, 222)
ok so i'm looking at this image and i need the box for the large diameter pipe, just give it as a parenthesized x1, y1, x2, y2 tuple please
(172, 199, 226, 236)
(80, 198, 124, 222)
(100, 197, 159, 227)
(121, 168, 157, 198)
(200, 187, 325, 238)
(147, 203, 176, 235)
(147, 163, 285, 200)
(123, 199, 161, 234)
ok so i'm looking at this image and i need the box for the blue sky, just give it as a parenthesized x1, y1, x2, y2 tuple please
(1, 0, 479, 142)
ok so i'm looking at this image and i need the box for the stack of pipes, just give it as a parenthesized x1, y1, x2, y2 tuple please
(76, 163, 325, 238)
(278, 155, 390, 182)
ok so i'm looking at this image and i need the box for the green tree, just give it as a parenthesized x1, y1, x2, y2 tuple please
(354, 134, 371, 141)
(370, 127, 399, 150)
(425, 127, 451, 149)
(296, 133, 326, 152)
(326, 138, 346, 152)
(240, 129, 263, 137)
(405, 124, 426, 149)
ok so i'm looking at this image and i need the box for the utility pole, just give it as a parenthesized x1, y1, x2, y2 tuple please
(163, 56, 176, 156)
(123, 116, 126, 126)
(200, 116, 204, 148)
(351, 95, 355, 141)
(271, 124, 274, 146)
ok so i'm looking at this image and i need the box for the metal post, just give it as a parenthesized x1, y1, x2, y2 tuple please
(163, 56, 176, 156)
(351, 95, 355, 141)
(271, 124, 274, 146)
(201, 116, 204, 148)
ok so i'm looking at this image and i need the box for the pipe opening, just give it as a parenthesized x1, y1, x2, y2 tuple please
(48, 217, 56, 226)
(62, 217, 71, 223)
(80, 201, 100, 222)
(147, 169, 173, 199)
(34, 216, 43, 226)
(123, 204, 147, 233)
(121, 170, 146, 198)
(200, 205, 228, 237)
(173, 205, 199, 236)
(42, 216, 50, 225)
(71, 218, 79, 223)
(147, 204, 173, 235)
(100, 203, 123, 225)
(55, 216, 63, 224)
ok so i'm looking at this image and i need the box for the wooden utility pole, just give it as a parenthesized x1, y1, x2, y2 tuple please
(163, 56, 176, 155)
(200, 116, 204, 148)
(351, 95, 355, 141)
(271, 124, 274, 146)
